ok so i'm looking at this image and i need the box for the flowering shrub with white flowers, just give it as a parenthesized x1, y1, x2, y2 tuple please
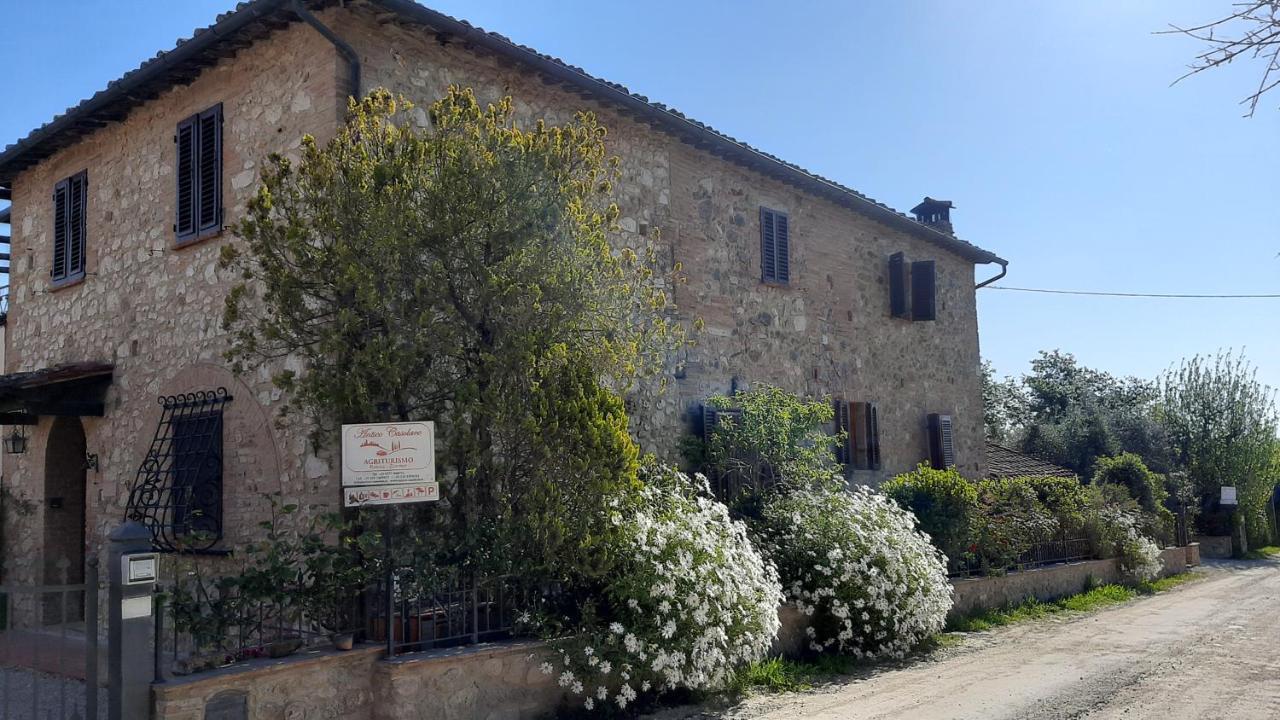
(1113, 512, 1164, 582)
(539, 465, 783, 711)
(755, 483, 952, 659)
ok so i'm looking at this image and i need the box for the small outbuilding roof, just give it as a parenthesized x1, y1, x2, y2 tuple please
(985, 441, 1077, 479)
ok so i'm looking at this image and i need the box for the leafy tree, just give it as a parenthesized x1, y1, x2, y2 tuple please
(1093, 452, 1175, 545)
(697, 385, 842, 511)
(1011, 350, 1164, 476)
(222, 88, 683, 571)
(1158, 350, 1279, 543)
(981, 359, 1028, 443)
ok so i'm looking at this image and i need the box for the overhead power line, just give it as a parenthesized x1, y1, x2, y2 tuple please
(987, 285, 1280, 299)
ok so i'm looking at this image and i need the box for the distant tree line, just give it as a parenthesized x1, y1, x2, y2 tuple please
(983, 349, 1280, 546)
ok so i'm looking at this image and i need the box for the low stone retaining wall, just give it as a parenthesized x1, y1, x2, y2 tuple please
(153, 548, 1199, 717)
(1186, 542, 1201, 567)
(151, 640, 565, 720)
(151, 646, 383, 720)
(950, 547, 1190, 620)
(1193, 535, 1232, 559)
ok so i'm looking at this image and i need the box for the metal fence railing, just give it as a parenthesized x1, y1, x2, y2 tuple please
(367, 572, 528, 657)
(152, 579, 359, 679)
(0, 556, 101, 720)
(948, 537, 1094, 579)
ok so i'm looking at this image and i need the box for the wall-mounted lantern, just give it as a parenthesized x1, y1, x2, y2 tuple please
(85, 453, 99, 472)
(3, 427, 27, 455)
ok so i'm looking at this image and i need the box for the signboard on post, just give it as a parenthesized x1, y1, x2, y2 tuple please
(1221, 486, 1238, 506)
(341, 421, 438, 507)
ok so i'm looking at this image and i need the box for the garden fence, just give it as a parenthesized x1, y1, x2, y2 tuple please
(948, 537, 1093, 579)
(367, 571, 530, 657)
(152, 576, 359, 679)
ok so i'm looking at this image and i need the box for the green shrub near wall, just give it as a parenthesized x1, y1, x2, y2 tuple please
(882, 465, 977, 563)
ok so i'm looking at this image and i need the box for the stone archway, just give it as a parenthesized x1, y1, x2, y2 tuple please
(43, 416, 87, 624)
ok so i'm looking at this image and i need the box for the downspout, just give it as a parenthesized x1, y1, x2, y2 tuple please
(975, 260, 1007, 290)
(291, 0, 361, 100)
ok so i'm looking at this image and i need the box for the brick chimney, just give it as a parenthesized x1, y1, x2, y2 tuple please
(911, 197, 954, 235)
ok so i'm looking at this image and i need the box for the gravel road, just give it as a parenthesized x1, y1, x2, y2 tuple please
(656, 559, 1280, 720)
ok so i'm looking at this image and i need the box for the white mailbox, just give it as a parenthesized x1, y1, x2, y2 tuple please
(122, 552, 158, 586)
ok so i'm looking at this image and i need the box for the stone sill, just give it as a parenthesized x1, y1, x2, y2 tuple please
(154, 643, 382, 692)
(380, 638, 547, 669)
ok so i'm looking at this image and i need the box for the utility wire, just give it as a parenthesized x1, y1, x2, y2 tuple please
(987, 285, 1280, 299)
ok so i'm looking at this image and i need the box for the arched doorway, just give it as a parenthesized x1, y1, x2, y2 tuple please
(43, 416, 86, 624)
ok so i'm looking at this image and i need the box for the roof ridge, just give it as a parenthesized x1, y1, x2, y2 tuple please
(0, 0, 1005, 265)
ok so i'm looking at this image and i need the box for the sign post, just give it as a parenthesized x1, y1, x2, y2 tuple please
(340, 421, 440, 655)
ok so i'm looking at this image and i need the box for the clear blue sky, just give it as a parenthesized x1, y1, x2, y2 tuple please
(3, 1, 1277, 390)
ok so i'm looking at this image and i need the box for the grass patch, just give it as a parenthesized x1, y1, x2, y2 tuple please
(731, 633, 962, 694)
(947, 572, 1202, 633)
(1243, 546, 1280, 560)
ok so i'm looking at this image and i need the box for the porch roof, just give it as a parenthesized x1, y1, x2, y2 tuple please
(0, 361, 114, 423)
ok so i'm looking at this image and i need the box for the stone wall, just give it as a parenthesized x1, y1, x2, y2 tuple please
(152, 646, 382, 720)
(949, 549, 1190, 620)
(1193, 535, 1233, 559)
(2, 11, 346, 585)
(337, 5, 988, 481)
(151, 641, 565, 720)
(4, 3, 994, 588)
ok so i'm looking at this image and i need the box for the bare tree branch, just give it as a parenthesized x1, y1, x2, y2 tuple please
(1160, 1, 1280, 116)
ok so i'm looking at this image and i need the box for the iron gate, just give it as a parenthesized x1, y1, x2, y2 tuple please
(0, 556, 101, 719)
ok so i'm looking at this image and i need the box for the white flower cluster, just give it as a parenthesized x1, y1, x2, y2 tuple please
(543, 466, 783, 710)
(1113, 511, 1163, 582)
(758, 484, 953, 659)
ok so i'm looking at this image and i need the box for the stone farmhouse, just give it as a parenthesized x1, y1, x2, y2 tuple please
(0, 0, 1006, 582)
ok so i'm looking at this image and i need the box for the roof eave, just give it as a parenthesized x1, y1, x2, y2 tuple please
(0, 0, 293, 183)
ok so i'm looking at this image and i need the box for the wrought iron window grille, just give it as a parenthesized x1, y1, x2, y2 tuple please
(126, 388, 231, 552)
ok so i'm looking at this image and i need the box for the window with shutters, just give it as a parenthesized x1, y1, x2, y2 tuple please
(888, 252, 908, 318)
(927, 413, 955, 470)
(834, 399, 881, 470)
(759, 207, 790, 285)
(911, 260, 937, 321)
(175, 104, 223, 245)
(51, 171, 88, 285)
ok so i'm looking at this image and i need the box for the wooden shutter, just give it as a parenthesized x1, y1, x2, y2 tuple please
(176, 104, 222, 243)
(928, 413, 954, 469)
(834, 399, 853, 464)
(67, 172, 87, 277)
(911, 260, 936, 321)
(866, 402, 881, 471)
(760, 208, 777, 282)
(850, 401, 868, 469)
(775, 212, 790, 284)
(889, 252, 908, 318)
(52, 179, 69, 281)
(175, 116, 197, 241)
(197, 104, 223, 235)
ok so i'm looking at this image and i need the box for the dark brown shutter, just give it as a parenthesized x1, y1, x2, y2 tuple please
(911, 260, 936, 321)
(889, 252, 908, 318)
(760, 208, 777, 282)
(67, 172, 87, 276)
(866, 402, 881, 470)
(197, 104, 223, 235)
(850, 401, 868, 469)
(834, 398, 853, 464)
(175, 115, 197, 241)
(52, 180, 69, 280)
(775, 212, 790, 284)
(928, 413, 954, 469)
